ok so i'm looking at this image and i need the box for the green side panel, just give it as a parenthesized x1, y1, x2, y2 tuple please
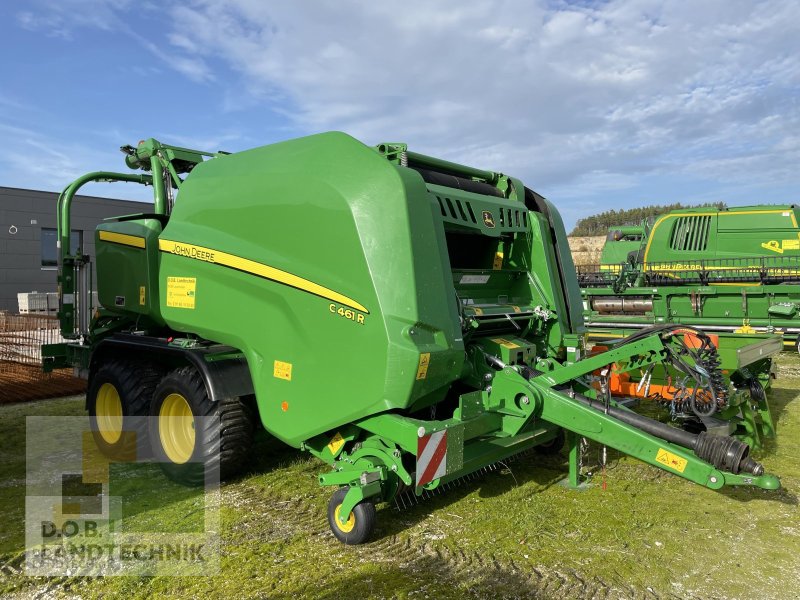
(95, 218, 164, 325)
(599, 226, 644, 267)
(524, 212, 575, 348)
(643, 206, 800, 263)
(712, 333, 783, 369)
(157, 132, 463, 447)
(599, 241, 641, 265)
(544, 197, 583, 334)
(532, 197, 585, 335)
(768, 303, 797, 318)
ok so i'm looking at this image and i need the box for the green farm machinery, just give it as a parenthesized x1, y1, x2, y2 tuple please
(578, 206, 800, 447)
(581, 205, 800, 351)
(45, 134, 780, 545)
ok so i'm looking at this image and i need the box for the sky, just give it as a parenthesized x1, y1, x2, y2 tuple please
(1, 0, 798, 232)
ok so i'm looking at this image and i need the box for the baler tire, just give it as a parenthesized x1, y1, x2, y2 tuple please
(87, 359, 160, 460)
(149, 366, 254, 486)
(327, 487, 376, 545)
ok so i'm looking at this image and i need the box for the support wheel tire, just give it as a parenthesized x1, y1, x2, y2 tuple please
(534, 429, 565, 455)
(327, 487, 376, 545)
(149, 366, 254, 486)
(87, 359, 161, 460)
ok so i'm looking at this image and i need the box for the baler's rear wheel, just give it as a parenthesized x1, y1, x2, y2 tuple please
(87, 359, 160, 460)
(327, 487, 376, 545)
(149, 366, 254, 485)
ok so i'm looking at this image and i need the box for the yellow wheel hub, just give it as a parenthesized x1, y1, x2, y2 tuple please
(159, 393, 196, 464)
(96, 383, 123, 444)
(334, 504, 356, 533)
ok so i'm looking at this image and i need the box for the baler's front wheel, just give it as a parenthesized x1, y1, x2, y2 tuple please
(87, 359, 160, 460)
(327, 487, 376, 545)
(149, 366, 254, 486)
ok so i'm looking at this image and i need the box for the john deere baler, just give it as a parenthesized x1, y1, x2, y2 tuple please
(45, 133, 780, 545)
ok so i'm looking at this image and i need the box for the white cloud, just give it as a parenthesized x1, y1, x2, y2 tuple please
(0, 122, 151, 203)
(142, 0, 799, 195)
(10, 0, 800, 227)
(15, 0, 131, 38)
(14, 0, 214, 83)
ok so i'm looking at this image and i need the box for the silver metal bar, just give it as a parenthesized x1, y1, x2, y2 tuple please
(77, 259, 91, 339)
(586, 321, 800, 334)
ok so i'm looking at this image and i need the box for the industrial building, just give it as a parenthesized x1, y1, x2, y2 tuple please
(0, 186, 147, 312)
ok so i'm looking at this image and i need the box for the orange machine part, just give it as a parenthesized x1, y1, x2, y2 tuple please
(587, 335, 714, 402)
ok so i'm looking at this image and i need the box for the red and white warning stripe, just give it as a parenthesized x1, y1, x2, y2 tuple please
(416, 429, 447, 487)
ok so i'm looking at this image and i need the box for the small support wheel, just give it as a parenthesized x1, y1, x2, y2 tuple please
(534, 429, 565, 455)
(795, 336, 800, 357)
(327, 487, 376, 545)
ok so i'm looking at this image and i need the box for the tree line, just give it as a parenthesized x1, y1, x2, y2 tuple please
(569, 202, 727, 236)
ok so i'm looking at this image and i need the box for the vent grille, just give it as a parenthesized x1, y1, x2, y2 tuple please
(668, 216, 711, 252)
(434, 196, 527, 231)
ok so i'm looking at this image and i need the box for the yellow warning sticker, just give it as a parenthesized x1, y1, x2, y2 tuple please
(492, 338, 520, 349)
(493, 251, 504, 270)
(274, 360, 293, 381)
(139, 286, 146, 306)
(416, 352, 431, 380)
(656, 448, 688, 473)
(761, 239, 800, 254)
(327, 432, 345, 455)
(473, 307, 484, 316)
(511, 305, 522, 313)
(166, 277, 196, 309)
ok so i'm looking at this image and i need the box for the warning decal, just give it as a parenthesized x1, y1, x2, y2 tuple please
(655, 448, 688, 473)
(761, 239, 800, 254)
(416, 353, 431, 380)
(273, 360, 293, 381)
(327, 432, 345, 455)
(459, 274, 490, 285)
(139, 286, 146, 306)
(416, 430, 447, 486)
(166, 277, 196, 309)
(493, 252, 504, 270)
(491, 338, 520, 349)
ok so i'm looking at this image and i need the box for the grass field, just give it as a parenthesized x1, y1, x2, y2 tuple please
(1, 355, 799, 599)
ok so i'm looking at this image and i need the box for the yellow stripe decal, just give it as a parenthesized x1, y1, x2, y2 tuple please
(158, 239, 369, 314)
(587, 332, 625, 339)
(98, 230, 146, 249)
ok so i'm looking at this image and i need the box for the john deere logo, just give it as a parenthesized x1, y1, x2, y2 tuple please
(482, 211, 495, 228)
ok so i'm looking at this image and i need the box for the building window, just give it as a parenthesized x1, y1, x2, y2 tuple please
(41, 228, 83, 267)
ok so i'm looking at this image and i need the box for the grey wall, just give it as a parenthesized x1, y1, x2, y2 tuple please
(0, 187, 151, 312)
